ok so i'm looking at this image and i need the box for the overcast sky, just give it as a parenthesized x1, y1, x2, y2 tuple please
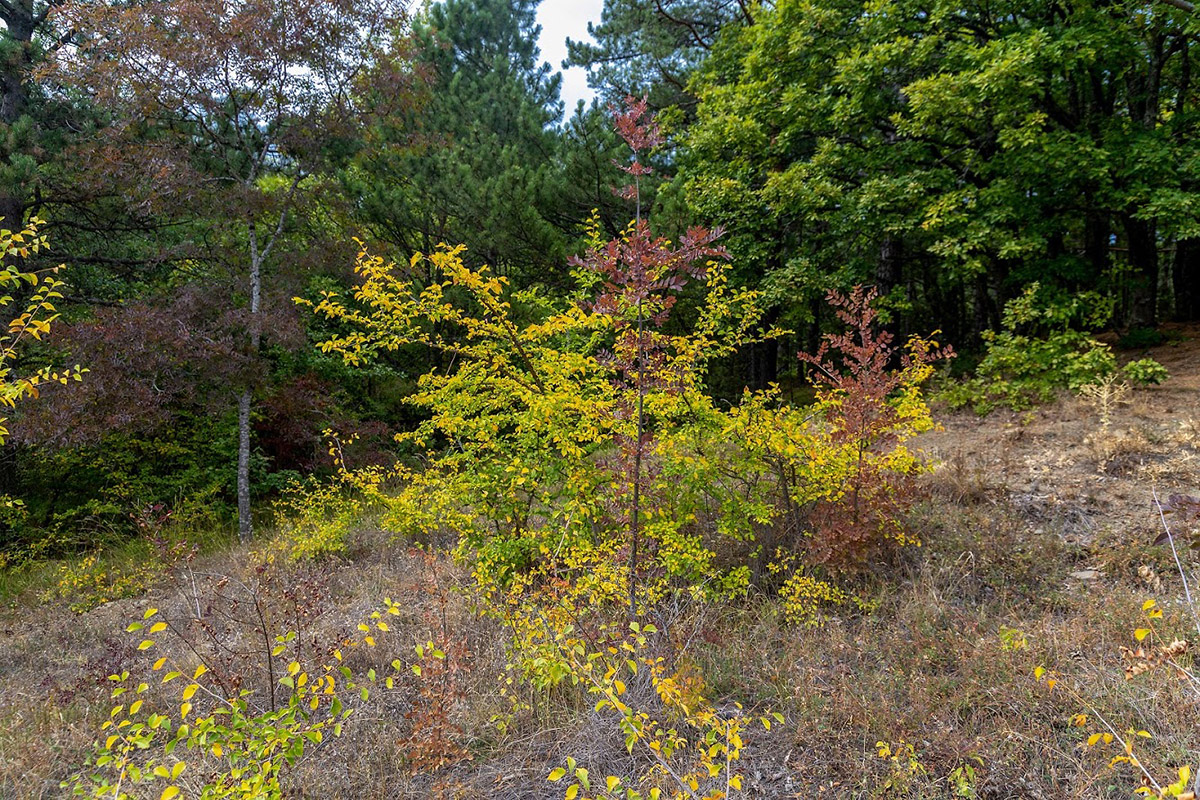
(535, 0, 605, 114)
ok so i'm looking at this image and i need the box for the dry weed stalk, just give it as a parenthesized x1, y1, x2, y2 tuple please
(1079, 374, 1130, 431)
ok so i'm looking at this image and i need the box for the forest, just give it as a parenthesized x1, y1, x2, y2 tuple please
(1, 0, 1200, 797)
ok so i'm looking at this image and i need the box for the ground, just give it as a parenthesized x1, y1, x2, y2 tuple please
(3, 329, 1200, 799)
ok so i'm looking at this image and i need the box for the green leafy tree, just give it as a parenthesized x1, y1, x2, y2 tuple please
(0, 0, 65, 231)
(683, 0, 1200, 349)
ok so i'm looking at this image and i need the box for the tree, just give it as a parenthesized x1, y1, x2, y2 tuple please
(0, 0, 62, 230)
(53, 0, 411, 541)
(565, 0, 749, 111)
(0, 0, 176, 287)
(683, 0, 1200, 347)
(348, 0, 577, 285)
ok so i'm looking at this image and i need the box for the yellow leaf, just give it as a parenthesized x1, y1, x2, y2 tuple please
(160, 787, 179, 800)
(548, 768, 566, 782)
(1134, 628, 1151, 642)
(565, 785, 579, 800)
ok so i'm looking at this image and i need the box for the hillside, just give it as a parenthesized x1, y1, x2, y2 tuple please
(1, 331, 1197, 799)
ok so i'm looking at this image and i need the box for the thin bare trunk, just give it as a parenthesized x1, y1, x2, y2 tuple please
(1124, 214, 1159, 328)
(237, 389, 253, 542)
(629, 171, 643, 619)
(235, 175, 298, 542)
(238, 221, 264, 543)
(630, 304, 644, 619)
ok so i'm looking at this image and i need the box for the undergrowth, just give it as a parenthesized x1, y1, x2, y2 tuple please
(15, 98, 1199, 800)
(939, 283, 1168, 414)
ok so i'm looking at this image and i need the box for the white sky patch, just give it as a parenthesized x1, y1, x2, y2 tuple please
(536, 0, 605, 115)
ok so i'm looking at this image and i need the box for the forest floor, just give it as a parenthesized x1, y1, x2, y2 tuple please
(3, 329, 1200, 799)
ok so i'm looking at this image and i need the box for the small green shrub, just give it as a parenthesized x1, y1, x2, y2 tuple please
(67, 596, 400, 799)
(939, 283, 1169, 414)
(1122, 358, 1170, 386)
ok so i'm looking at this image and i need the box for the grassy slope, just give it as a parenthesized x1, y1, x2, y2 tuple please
(4, 327, 1200, 799)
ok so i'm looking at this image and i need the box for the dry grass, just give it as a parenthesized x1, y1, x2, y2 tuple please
(4, 505, 1193, 799)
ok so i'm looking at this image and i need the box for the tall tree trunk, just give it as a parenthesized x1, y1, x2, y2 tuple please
(969, 272, 993, 341)
(1124, 214, 1160, 329)
(237, 389, 253, 541)
(238, 222, 264, 543)
(1174, 236, 1200, 321)
(877, 234, 901, 294)
(806, 293, 821, 360)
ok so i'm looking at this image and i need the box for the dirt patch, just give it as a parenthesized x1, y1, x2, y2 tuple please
(921, 324, 1200, 546)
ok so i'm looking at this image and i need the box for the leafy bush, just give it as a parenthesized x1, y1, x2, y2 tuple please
(298, 100, 952, 629)
(64, 98, 959, 800)
(0, 217, 85, 444)
(940, 283, 1168, 414)
(1123, 358, 1170, 386)
(67, 581, 399, 799)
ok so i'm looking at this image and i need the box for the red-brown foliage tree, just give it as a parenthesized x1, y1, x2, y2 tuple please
(47, 0, 417, 540)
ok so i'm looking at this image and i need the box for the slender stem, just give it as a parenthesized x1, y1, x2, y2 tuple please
(1152, 489, 1200, 643)
(1151, 489, 1200, 797)
(630, 300, 644, 619)
(628, 151, 645, 619)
